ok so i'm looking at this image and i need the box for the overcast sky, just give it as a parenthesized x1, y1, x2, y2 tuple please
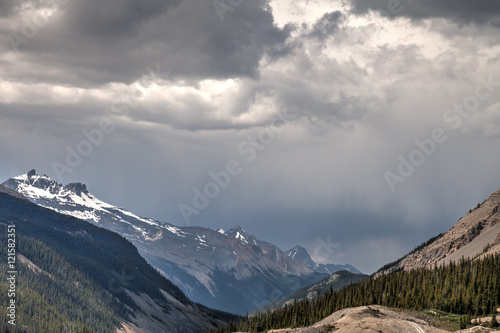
(1, 0, 500, 273)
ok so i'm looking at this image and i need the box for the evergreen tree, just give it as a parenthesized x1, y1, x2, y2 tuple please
(491, 313, 499, 328)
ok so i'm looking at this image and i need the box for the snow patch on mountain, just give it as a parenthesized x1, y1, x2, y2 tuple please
(235, 231, 248, 244)
(164, 225, 186, 237)
(116, 208, 159, 226)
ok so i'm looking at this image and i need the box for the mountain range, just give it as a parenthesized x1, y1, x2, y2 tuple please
(2, 170, 360, 314)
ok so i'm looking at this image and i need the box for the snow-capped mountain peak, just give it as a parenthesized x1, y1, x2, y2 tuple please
(286, 245, 310, 261)
(2, 170, 161, 229)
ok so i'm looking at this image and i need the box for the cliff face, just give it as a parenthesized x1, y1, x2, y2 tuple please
(382, 189, 500, 274)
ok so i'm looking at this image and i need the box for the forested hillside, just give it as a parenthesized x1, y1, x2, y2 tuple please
(0, 233, 121, 332)
(210, 253, 500, 332)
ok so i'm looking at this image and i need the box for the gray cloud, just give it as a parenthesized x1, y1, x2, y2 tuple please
(1, 0, 291, 86)
(308, 11, 343, 40)
(350, 0, 500, 26)
(0, 0, 17, 18)
(60, 0, 180, 38)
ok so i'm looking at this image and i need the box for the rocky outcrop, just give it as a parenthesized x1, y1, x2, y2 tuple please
(64, 182, 89, 195)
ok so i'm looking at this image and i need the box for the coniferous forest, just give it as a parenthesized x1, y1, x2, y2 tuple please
(0, 233, 121, 332)
(210, 253, 500, 333)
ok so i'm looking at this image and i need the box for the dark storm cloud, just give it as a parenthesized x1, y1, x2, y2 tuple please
(60, 0, 181, 38)
(350, 0, 500, 26)
(203, 9, 293, 79)
(308, 11, 343, 40)
(1, 0, 291, 86)
(0, 0, 17, 17)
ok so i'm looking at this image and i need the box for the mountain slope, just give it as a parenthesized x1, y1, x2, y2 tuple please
(378, 189, 500, 275)
(285, 245, 362, 275)
(224, 227, 320, 276)
(2, 170, 327, 314)
(0, 190, 234, 333)
(254, 270, 368, 313)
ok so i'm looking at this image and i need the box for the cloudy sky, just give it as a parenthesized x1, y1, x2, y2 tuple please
(1, 0, 500, 273)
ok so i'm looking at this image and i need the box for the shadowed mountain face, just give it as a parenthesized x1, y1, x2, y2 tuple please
(2, 170, 330, 314)
(377, 189, 500, 275)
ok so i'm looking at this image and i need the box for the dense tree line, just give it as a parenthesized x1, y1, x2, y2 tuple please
(209, 253, 500, 332)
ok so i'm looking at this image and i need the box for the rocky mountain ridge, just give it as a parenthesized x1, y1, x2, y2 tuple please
(378, 189, 500, 275)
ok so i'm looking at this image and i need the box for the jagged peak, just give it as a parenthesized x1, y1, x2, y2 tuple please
(12, 169, 52, 182)
(226, 225, 245, 234)
(5, 170, 90, 197)
(287, 245, 308, 252)
(64, 183, 89, 195)
(27, 169, 36, 178)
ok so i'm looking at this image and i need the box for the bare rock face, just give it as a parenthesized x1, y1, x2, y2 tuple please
(381, 189, 500, 275)
(64, 182, 89, 195)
